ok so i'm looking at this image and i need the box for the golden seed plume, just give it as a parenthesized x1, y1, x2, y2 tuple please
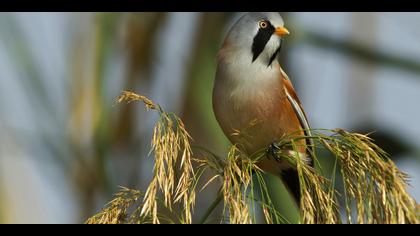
(86, 92, 419, 224)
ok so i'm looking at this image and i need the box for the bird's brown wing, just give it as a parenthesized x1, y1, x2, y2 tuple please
(278, 67, 315, 205)
(280, 67, 314, 166)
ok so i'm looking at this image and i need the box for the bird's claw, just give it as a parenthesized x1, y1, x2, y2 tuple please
(267, 143, 281, 161)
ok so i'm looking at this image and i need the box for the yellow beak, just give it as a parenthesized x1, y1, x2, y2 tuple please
(275, 27, 290, 36)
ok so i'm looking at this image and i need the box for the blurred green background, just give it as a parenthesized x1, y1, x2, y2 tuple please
(0, 12, 419, 223)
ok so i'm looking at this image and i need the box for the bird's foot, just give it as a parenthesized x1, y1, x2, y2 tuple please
(266, 143, 312, 166)
(267, 143, 281, 161)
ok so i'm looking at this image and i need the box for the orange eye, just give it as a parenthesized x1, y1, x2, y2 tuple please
(259, 21, 268, 29)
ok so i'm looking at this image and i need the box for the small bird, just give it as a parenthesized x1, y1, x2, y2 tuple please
(212, 12, 313, 204)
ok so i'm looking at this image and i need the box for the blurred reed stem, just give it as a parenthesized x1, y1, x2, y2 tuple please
(198, 187, 223, 224)
(302, 30, 420, 75)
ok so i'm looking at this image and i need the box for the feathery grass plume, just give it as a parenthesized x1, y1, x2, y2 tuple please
(87, 92, 419, 224)
(252, 136, 341, 224)
(116, 91, 195, 224)
(252, 169, 293, 224)
(244, 147, 294, 224)
(318, 129, 419, 224)
(85, 186, 175, 224)
(219, 145, 287, 224)
(221, 145, 255, 224)
(116, 91, 156, 110)
(295, 154, 340, 224)
(194, 145, 288, 224)
(253, 128, 419, 224)
(86, 187, 142, 224)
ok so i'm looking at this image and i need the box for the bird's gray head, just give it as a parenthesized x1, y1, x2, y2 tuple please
(222, 12, 289, 67)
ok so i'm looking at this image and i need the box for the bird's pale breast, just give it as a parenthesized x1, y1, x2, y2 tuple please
(213, 59, 304, 173)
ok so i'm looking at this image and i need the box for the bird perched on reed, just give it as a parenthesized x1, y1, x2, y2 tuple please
(212, 12, 313, 205)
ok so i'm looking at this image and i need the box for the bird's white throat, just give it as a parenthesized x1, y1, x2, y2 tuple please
(217, 50, 281, 100)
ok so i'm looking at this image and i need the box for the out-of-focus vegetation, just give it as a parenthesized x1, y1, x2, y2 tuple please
(0, 12, 419, 223)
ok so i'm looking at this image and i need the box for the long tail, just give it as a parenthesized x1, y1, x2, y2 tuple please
(280, 168, 301, 206)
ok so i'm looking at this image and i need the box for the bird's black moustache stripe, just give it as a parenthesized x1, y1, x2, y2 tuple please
(252, 22, 275, 62)
(267, 39, 282, 67)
